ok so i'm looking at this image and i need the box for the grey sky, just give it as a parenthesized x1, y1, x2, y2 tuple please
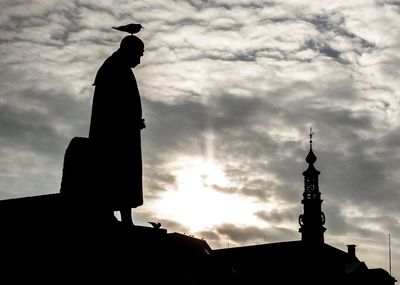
(0, 0, 399, 279)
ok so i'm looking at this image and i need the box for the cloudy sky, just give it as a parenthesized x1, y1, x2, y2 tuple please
(0, 0, 399, 278)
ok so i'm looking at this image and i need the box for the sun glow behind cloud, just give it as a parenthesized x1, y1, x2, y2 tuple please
(149, 157, 270, 232)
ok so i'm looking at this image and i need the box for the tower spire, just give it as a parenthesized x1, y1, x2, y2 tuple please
(299, 128, 326, 244)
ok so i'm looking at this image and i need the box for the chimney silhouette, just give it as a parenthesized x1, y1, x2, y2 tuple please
(347, 244, 356, 258)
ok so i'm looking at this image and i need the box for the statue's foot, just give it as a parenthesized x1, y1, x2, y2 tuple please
(121, 220, 134, 227)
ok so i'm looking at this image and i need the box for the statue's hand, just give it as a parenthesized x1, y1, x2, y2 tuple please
(140, 118, 146, 129)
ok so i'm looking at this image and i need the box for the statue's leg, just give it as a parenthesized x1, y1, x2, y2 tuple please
(120, 208, 133, 225)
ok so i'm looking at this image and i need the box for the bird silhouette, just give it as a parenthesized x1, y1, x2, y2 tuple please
(112, 23, 143, 34)
(148, 222, 161, 229)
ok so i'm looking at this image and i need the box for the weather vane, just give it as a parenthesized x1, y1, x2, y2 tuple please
(309, 126, 314, 144)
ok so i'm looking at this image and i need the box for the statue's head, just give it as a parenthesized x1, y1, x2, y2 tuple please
(119, 35, 144, 68)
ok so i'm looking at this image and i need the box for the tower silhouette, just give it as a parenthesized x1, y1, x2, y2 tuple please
(298, 128, 326, 244)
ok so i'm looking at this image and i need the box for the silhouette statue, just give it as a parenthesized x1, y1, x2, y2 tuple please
(88, 34, 146, 225)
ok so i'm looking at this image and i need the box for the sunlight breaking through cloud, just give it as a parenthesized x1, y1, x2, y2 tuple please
(149, 157, 271, 232)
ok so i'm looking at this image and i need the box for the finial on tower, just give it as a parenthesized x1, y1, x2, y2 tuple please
(306, 127, 317, 165)
(309, 126, 314, 145)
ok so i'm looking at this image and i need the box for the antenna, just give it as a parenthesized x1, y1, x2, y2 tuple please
(389, 234, 392, 275)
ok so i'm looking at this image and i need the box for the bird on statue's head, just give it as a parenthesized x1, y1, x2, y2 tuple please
(112, 23, 144, 35)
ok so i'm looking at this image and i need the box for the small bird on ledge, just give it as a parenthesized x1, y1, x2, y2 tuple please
(148, 222, 162, 229)
(112, 23, 143, 34)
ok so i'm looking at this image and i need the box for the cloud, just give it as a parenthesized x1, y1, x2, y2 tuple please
(255, 208, 298, 224)
(216, 223, 298, 247)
